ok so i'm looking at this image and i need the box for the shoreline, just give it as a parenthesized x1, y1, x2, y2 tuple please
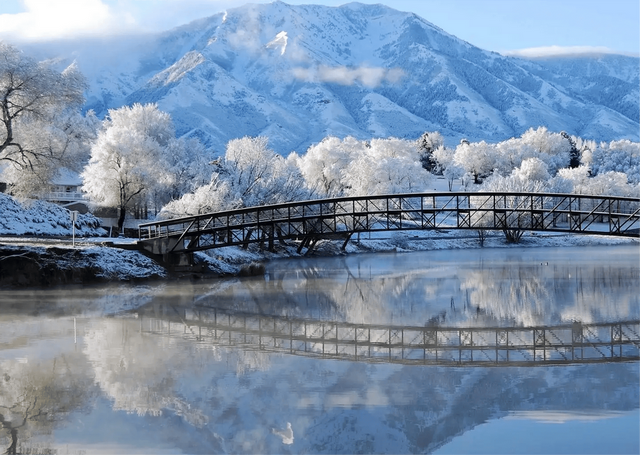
(2, 230, 638, 289)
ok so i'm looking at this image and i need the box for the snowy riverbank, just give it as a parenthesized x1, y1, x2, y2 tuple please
(1, 192, 637, 287)
(0, 243, 166, 287)
(1, 228, 637, 288)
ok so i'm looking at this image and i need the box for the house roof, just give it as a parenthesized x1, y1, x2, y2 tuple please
(52, 168, 83, 186)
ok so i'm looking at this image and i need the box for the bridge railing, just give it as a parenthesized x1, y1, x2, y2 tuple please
(138, 192, 640, 254)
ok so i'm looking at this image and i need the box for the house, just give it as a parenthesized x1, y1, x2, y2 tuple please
(44, 168, 90, 214)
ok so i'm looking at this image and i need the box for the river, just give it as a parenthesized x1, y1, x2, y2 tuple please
(0, 244, 638, 454)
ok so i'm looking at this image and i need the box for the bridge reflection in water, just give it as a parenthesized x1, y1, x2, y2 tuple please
(137, 305, 640, 367)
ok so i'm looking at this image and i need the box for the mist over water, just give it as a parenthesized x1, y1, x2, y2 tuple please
(0, 245, 638, 454)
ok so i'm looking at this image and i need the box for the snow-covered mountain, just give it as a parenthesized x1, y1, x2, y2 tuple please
(26, 2, 640, 154)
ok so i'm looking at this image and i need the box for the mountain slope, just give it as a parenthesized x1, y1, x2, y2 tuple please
(30, 1, 639, 154)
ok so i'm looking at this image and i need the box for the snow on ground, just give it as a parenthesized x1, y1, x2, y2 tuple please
(0, 193, 106, 236)
(79, 246, 167, 280)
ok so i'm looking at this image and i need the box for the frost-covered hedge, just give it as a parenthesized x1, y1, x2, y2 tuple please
(0, 193, 106, 236)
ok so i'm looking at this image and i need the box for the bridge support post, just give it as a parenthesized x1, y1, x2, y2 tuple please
(162, 252, 195, 268)
(305, 238, 319, 256)
(243, 229, 254, 249)
(268, 228, 275, 252)
(296, 236, 311, 254)
(341, 233, 353, 251)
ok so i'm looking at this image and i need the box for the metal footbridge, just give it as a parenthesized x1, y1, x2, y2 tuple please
(137, 305, 640, 367)
(138, 192, 640, 257)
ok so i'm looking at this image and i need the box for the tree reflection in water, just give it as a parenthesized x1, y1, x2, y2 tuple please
(0, 354, 93, 454)
(193, 247, 639, 328)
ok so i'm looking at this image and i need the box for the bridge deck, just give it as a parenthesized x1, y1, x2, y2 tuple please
(138, 305, 640, 367)
(138, 192, 640, 256)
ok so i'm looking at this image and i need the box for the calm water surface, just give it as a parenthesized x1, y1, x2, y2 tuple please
(0, 244, 638, 454)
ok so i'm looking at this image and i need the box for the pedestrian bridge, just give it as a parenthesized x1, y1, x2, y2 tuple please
(137, 304, 640, 367)
(138, 192, 640, 257)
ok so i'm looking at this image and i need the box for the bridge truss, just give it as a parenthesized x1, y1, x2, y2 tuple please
(138, 192, 640, 256)
(138, 305, 640, 367)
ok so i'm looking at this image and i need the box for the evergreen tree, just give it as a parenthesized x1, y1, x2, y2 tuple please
(416, 131, 443, 173)
(561, 131, 581, 168)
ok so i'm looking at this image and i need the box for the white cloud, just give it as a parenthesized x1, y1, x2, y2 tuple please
(0, 0, 237, 42)
(0, 0, 139, 42)
(502, 45, 621, 58)
(292, 65, 405, 88)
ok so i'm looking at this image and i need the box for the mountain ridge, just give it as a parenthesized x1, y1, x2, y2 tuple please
(20, 1, 639, 154)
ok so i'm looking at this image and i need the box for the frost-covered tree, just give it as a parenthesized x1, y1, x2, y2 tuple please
(482, 157, 551, 195)
(160, 136, 310, 218)
(493, 137, 538, 176)
(479, 158, 551, 243)
(555, 166, 588, 193)
(343, 137, 432, 196)
(144, 136, 213, 214)
(1, 109, 99, 197)
(511, 156, 551, 183)
(432, 145, 463, 190)
(82, 103, 193, 230)
(160, 175, 232, 218)
(453, 140, 496, 184)
(0, 43, 88, 194)
(432, 144, 454, 171)
(519, 127, 571, 174)
(298, 136, 364, 197)
(587, 171, 638, 198)
(574, 137, 597, 171)
(222, 136, 309, 207)
(587, 140, 640, 184)
(558, 167, 638, 198)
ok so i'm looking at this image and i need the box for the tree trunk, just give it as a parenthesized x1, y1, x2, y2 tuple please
(477, 229, 487, 246)
(6, 428, 18, 455)
(117, 206, 126, 233)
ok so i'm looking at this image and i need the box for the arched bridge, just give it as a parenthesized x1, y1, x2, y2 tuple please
(137, 304, 640, 367)
(138, 192, 640, 257)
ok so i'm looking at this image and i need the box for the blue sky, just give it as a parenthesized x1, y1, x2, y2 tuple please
(0, 0, 638, 56)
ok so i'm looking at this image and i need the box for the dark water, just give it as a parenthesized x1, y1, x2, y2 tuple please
(0, 245, 638, 454)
